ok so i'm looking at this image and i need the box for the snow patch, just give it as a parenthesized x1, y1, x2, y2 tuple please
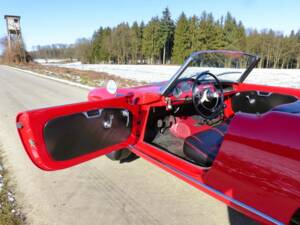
(34, 58, 77, 64)
(42, 61, 300, 88)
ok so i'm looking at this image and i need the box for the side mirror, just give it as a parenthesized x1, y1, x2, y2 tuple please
(106, 80, 118, 95)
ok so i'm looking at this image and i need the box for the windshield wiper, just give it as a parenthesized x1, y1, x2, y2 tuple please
(215, 71, 241, 77)
(189, 70, 210, 78)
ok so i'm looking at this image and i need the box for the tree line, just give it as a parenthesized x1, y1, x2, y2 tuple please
(30, 38, 91, 63)
(30, 8, 300, 68)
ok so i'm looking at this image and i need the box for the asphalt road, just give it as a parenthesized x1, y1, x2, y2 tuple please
(0, 65, 259, 225)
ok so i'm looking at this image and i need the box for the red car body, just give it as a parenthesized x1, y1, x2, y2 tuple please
(16, 51, 300, 225)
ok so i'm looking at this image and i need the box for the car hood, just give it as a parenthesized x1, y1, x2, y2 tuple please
(122, 81, 167, 94)
(88, 81, 167, 101)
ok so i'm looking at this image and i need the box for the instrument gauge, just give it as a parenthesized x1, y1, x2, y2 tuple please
(173, 87, 183, 98)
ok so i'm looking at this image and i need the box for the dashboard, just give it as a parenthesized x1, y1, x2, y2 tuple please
(169, 79, 235, 100)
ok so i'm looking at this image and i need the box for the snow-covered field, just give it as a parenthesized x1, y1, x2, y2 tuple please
(49, 62, 180, 82)
(45, 61, 300, 88)
(34, 58, 78, 64)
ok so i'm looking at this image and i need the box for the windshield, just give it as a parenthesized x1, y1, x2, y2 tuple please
(180, 51, 257, 82)
(161, 50, 259, 95)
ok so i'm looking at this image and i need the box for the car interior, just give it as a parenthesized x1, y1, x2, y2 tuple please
(141, 51, 300, 168)
(144, 81, 299, 168)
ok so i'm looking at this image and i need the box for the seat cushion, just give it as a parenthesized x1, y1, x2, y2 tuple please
(272, 100, 300, 114)
(183, 123, 228, 167)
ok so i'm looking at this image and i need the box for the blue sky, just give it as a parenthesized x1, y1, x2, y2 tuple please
(1, 0, 300, 51)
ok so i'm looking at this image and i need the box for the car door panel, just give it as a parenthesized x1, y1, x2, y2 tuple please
(44, 108, 132, 161)
(17, 97, 139, 170)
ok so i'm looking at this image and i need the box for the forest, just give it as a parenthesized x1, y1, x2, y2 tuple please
(30, 8, 300, 68)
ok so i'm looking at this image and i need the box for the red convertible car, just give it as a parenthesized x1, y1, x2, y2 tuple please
(16, 50, 300, 225)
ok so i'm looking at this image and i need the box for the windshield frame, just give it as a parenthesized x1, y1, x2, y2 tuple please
(161, 50, 260, 96)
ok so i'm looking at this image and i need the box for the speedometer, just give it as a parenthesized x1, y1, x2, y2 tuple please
(172, 87, 182, 98)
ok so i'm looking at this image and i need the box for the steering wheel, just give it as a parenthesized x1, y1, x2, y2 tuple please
(192, 72, 224, 120)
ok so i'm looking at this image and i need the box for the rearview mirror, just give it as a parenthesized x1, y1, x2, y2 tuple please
(106, 80, 118, 94)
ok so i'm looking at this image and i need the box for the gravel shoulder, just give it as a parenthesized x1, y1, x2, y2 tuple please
(0, 146, 25, 225)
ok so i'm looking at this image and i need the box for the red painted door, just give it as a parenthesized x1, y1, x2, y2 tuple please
(16, 96, 139, 170)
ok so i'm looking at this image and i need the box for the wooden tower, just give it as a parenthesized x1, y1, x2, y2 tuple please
(4, 15, 26, 62)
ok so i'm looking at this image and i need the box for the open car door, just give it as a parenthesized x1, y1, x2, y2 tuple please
(16, 96, 139, 171)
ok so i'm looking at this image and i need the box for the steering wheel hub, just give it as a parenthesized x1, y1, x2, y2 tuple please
(192, 72, 224, 120)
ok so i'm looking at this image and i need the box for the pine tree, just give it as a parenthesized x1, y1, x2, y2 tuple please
(111, 23, 131, 64)
(130, 21, 143, 63)
(214, 19, 227, 49)
(223, 12, 246, 50)
(142, 17, 161, 64)
(90, 27, 111, 63)
(192, 12, 224, 51)
(196, 11, 208, 50)
(159, 7, 175, 64)
(139, 21, 145, 61)
(188, 15, 199, 52)
(172, 13, 191, 64)
(82, 9, 300, 68)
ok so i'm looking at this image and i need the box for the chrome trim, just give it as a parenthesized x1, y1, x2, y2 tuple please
(161, 56, 193, 95)
(82, 109, 102, 119)
(257, 91, 272, 97)
(131, 145, 284, 225)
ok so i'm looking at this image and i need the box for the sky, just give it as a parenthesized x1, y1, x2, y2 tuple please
(1, 0, 300, 52)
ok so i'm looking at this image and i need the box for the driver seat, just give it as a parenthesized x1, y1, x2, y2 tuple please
(183, 122, 228, 167)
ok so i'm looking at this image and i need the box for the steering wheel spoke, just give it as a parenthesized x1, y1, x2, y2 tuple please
(192, 72, 224, 120)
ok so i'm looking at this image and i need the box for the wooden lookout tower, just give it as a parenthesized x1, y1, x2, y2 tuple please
(4, 15, 27, 62)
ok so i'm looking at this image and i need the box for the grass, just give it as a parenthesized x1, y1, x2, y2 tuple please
(0, 150, 25, 225)
(10, 62, 144, 88)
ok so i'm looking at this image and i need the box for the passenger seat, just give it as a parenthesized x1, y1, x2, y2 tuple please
(183, 122, 228, 167)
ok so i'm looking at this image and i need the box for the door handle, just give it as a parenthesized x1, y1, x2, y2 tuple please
(122, 110, 130, 127)
(83, 109, 102, 119)
(257, 91, 272, 97)
(245, 95, 256, 104)
(103, 114, 114, 129)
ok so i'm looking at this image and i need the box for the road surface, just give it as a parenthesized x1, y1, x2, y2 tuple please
(0, 65, 258, 225)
